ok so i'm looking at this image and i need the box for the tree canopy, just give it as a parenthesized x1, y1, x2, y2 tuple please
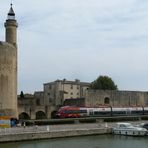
(90, 75, 118, 90)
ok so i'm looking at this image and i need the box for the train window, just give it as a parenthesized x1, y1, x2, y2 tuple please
(64, 110, 87, 114)
(64, 110, 75, 114)
(94, 111, 111, 116)
(112, 111, 126, 115)
(80, 110, 87, 113)
(131, 111, 143, 115)
(94, 111, 100, 115)
(144, 110, 148, 114)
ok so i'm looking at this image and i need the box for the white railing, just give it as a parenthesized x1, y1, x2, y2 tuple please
(0, 126, 48, 135)
(0, 123, 110, 136)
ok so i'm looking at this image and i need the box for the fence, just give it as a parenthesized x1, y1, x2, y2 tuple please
(0, 123, 108, 136)
(0, 126, 48, 135)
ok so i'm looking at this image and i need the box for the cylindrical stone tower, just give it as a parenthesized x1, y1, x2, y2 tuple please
(0, 4, 18, 118)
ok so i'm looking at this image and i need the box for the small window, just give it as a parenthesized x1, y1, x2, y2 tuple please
(36, 99, 40, 106)
(71, 92, 73, 95)
(49, 98, 52, 103)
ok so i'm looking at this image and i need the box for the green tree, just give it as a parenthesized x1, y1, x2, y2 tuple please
(90, 75, 118, 90)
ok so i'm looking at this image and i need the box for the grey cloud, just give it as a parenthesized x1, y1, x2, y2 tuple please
(1, 0, 148, 92)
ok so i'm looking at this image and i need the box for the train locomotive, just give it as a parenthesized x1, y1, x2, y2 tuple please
(56, 106, 148, 118)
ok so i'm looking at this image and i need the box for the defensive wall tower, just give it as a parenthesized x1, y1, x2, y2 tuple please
(0, 4, 18, 118)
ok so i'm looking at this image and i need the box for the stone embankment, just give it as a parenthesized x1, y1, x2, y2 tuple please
(0, 123, 112, 142)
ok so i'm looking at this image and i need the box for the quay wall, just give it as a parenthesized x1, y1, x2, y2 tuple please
(0, 125, 111, 142)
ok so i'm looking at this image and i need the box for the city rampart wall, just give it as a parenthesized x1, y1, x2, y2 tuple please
(85, 90, 148, 107)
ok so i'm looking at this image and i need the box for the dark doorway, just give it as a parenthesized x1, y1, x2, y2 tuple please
(36, 111, 47, 119)
(19, 112, 30, 120)
(104, 97, 110, 104)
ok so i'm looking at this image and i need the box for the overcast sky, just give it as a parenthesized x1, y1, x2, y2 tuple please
(1, 0, 148, 93)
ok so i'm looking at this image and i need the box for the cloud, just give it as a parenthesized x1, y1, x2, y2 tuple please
(1, 0, 148, 93)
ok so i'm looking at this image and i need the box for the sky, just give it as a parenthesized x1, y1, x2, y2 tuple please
(0, 0, 148, 93)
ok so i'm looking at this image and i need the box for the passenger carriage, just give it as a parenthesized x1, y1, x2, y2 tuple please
(56, 106, 148, 118)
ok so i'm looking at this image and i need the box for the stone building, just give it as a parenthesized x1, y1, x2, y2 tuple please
(17, 80, 90, 120)
(34, 91, 44, 106)
(18, 92, 47, 119)
(44, 79, 90, 107)
(85, 90, 148, 107)
(63, 98, 85, 107)
(18, 94, 35, 119)
(17, 82, 148, 120)
(0, 4, 18, 118)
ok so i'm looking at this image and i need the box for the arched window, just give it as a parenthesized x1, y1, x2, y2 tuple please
(104, 97, 110, 104)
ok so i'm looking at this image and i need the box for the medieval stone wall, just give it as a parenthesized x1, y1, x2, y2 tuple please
(85, 90, 148, 107)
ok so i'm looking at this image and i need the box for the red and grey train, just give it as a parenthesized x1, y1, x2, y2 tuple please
(56, 106, 148, 118)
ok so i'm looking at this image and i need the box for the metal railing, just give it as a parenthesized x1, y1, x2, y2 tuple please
(0, 126, 47, 135)
(0, 123, 109, 136)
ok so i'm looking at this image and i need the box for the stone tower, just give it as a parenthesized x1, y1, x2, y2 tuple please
(0, 4, 18, 118)
(5, 4, 18, 47)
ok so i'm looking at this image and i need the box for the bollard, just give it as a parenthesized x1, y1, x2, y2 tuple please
(47, 125, 50, 132)
(105, 123, 108, 128)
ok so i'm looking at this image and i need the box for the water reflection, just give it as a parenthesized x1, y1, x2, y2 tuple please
(0, 135, 147, 148)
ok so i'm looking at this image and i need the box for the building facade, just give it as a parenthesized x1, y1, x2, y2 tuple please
(17, 82, 148, 120)
(0, 4, 18, 118)
(44, 79, 90, 107)
(34, 91, 44, 106)
(85, 90, 148, 107)
(18, 91, 57, 119)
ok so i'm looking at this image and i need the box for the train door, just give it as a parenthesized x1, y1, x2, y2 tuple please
(89, 110, 93, 116)
(126, 108, 131, 115)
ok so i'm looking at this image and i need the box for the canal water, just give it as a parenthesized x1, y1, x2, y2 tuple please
(0, 135, 148, 148)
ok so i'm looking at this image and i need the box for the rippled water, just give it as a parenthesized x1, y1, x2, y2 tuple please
(0, 135, 148, 148)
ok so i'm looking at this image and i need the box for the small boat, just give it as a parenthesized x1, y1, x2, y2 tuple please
(139, 122, 148, 130)
(112, 122, 147, 136)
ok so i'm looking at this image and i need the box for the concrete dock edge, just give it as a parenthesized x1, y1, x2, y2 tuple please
(0, 128, 112, 142)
